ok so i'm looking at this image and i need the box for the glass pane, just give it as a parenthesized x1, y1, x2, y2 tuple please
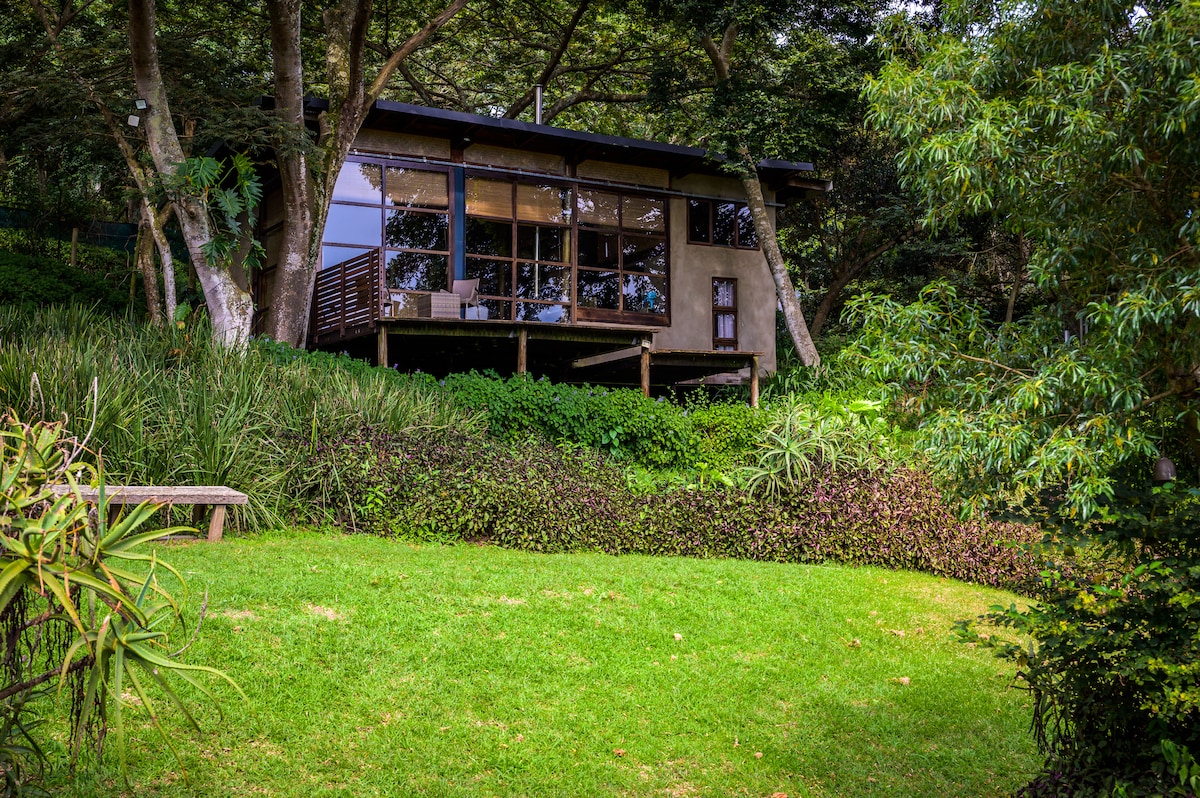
(688, 199, 711, 243)
(736, 205, 758, 248)
(386, 167, 448, 209)
(713, 279, 735, 308)
(576, 269, 620, 310)
(479, 298, 512, 320)
(715, 343, 736, 352)
(386, 252, 448, 292)
(623, 273, 667, 314)
(385, 210, 448, 251)
(321, 246, 372, 269)
(466, 177, 513, 218)
(517, 302, 570, 323)
(517, 225, 569, 263)
(333, 163, 382, 203)
(517, 184, 571, 224)
(325, 204, 381, 246)
(622, 196, 665, 232)
(714, 311, 736, 340)
(465, 257, 512, 298)
(578, 229, 619, 269)
(714, 202, 736, 246)
(622, 235, 666, 274)
(576, 189, 619, 227)
(517, 263, 571, 301)
(465, 218, 513, 257)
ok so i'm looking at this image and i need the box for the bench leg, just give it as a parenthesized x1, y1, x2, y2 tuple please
(207, 505, 226, 543)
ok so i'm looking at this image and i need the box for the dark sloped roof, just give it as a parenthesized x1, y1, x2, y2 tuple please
(296, 98, 814, 184)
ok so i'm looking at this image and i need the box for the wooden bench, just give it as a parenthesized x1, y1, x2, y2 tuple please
(49, 485, 248, 542)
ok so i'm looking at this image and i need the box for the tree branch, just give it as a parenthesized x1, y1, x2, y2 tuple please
(366, 0, 471, 104)
(504, 0, 590, 119)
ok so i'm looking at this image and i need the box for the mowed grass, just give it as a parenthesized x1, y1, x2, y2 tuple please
(52, 530, 1037, 797)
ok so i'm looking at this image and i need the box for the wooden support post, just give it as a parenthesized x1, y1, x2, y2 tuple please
(517, 328, 528, 374)
(70, 227, 79, 268)
(640, 347, 651, 397)
(207, 505, 226, 543)
(750, 355, 760, 408)
(376, 324, 389, 368)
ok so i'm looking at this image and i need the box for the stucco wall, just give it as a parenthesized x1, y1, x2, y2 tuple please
(653, 174, 778, 373)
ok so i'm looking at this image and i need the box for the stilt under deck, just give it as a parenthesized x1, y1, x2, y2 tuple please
(309, 249, 761, 404)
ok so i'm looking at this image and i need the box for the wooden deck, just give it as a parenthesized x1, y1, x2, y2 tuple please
(309, 249, 761, 402)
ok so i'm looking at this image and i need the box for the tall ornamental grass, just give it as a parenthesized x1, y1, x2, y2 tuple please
(0, 305, 481, 528)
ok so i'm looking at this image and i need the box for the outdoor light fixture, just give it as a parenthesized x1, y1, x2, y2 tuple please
(134, 98, 148, 111)
(126, 114, 140, 128)
(1153, 456, 1177, 484)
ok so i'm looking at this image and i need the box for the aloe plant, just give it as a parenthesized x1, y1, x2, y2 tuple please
(0, 414, 243, 784)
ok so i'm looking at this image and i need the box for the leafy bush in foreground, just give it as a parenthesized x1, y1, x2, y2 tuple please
(297, 428, 1043, 592)
(961, 483, 1200, 797)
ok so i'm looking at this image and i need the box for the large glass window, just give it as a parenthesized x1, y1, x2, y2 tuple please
(324, 160, 451, 293)
(576, 190, 668, 321)
(463, 176, 573, 323)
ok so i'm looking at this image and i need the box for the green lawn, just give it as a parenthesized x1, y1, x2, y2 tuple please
(53, 530, 1036, 797)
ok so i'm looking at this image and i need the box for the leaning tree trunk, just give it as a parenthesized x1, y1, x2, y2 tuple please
(128, 0, 253, 347)
(738, 154, 821, 367)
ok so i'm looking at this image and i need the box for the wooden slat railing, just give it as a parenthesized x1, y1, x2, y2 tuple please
(309, 249, 385, 344)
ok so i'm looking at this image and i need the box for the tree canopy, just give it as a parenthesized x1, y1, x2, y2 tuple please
(856, 0, 1200, 518)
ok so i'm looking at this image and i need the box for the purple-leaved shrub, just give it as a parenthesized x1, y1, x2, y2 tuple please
(295, 429, 1044, 592)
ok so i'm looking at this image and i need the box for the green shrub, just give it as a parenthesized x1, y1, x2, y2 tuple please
(0, 250, 131, 315)
(741, 396, 903, 499)
(0, 415, 241, 783)
(442, 372, 699, 469)
(961, 482, 1200, 796)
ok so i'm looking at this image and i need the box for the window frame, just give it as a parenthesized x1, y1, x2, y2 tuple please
(712, 276, 738, 351)
(323, 156, 454, 295)
(687, 198, 760, 251)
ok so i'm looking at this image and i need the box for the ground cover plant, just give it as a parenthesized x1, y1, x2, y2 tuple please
(49, 530, 1040, 797)
(298, 427, 1043, 592)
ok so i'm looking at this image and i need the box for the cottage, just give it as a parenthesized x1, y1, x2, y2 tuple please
(257, 101, 819, 400)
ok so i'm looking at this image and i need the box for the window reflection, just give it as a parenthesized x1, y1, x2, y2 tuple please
(465, 218, 513, 257)
(332, 163, 382, 203)
(623, 274, 667, 314)
(517, 225, 569, 263)
(326, 205, 382, 246)
(385, 210, 448, 251)
(517, 263, 570, 301)
(517, 184, 571, 224)
(577, 270, 620, 309)
(465, 258, 512, 298)
(517, 303, 569, 323)
(322, 246, 373, 269)
(385, 167, 448, 209)
(387, 252, 449, 292)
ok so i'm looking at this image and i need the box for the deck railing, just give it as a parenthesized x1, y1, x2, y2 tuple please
(309, 249, 385, 345)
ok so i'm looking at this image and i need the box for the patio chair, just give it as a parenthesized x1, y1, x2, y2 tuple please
(452, 279, 487, 320)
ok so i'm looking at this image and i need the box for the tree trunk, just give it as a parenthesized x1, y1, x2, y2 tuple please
(702, 27, 819, 367)
(135, 206, 162, 326)
(145, 199, 177, 323)
(260, 0, 470, 347)
(128, 0, 253, 347)
(739, 160, 820, 367)
(810, 266, 859, 339)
